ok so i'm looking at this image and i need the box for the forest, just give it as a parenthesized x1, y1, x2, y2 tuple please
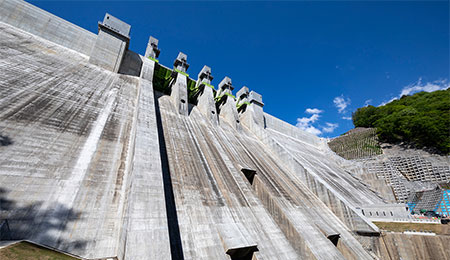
(352, 89, 450, 154)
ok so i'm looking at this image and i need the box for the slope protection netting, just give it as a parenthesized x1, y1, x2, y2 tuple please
(363, 157, 450, 203)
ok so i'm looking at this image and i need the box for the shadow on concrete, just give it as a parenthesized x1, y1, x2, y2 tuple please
(0, 187, 87, 252)
(187, 103, 195, 116)
(154, 95, 185, 260)
(118, 50, 142, 77)
(0, 135, 13, 146)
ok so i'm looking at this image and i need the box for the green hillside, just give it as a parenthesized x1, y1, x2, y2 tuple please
(352, 89, 450, 154)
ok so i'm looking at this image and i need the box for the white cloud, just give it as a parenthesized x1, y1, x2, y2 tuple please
(296, 108, 340, 136)
(305, 126, 322, 135)
(322, 122, 338, 133)
(364, 99, 372, 106)
(333, 95, 351, 113)
(400, 78, 448, 96)
(342, 116, 352, 120)
(296, 114, 320, 128)
(379, 78, 449, 106)
(296, 113, 322, 135)
(305, 108, 323, 114)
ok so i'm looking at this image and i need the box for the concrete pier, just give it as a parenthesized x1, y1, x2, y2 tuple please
(140, 36, 160, 81)
(144, 36, 160, 60)
(238, 88, 265, 131)
(89, 14, 130, 72)
(195, 66, 218, 124)
(236, 86, 250, 114)
(170, 52, 189, 116)
(215, 77, 241, 130)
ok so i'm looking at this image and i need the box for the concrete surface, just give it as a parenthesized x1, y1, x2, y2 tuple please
(0, 1, 449, 259)
(0, 0, 96, 56)
(89, 15, 129, 72)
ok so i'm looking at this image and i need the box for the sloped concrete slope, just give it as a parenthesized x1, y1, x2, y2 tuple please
(155, 94, 376, 259)
(0, 22, 170, 259)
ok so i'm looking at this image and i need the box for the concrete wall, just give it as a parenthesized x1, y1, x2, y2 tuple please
(378, 233, 450, 259)
(0, 0, 96, 56)
(0, 22, 138, 258)
(359, 204, 410, 220)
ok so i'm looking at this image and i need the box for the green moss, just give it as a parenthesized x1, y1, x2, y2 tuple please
(147, 56, 159, 63)
(152, 64, 173, 94)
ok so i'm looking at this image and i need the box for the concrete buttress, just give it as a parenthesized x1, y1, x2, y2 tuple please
(170, 52, 189, 116)
(195, 65, 219, 125)
(215, 77, 241, 130)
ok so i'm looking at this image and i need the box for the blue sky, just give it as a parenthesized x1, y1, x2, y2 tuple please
(29, 1, 449, 137)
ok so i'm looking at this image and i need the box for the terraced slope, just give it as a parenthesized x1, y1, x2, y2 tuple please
(328, 128, 382, 160)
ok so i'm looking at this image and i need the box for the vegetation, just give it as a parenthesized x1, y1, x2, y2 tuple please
(352, 89, 450, 154)
(328, 128, 382, 160)
(0, 241, 79, 260)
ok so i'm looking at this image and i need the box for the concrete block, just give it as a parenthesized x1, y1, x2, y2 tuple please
(174, 52, 189, 72)
(198, 65, 213, 84)
(249, 91, 264, 107)
(217, 223, 258, 259)
(102, 13, 130, 37)
(89, 13, 130, 72)
(236, 86, 249, 100)
(218, 76, 234, 91)
(144, 36, 160, 59)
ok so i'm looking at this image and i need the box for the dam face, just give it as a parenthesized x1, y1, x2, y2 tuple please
(0, 1, 449, 259)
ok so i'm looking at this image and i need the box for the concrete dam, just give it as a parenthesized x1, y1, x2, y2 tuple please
(0, 0, 449, 259)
